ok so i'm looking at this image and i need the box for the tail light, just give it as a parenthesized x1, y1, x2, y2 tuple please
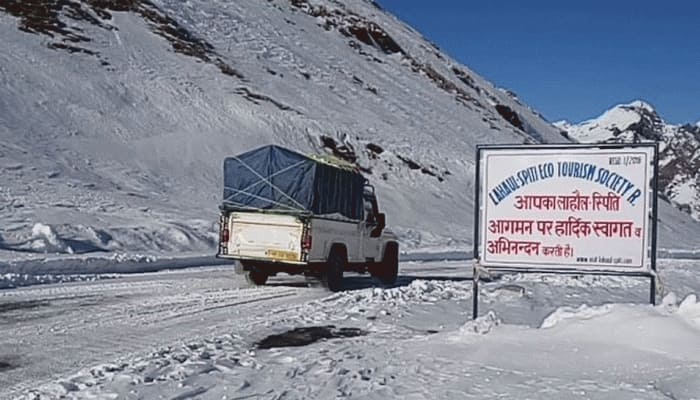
(219, 213, 229, 255)
(221, 227, 230, 243)
(301, 223, 312, 251)
(219, 214, 229, 242)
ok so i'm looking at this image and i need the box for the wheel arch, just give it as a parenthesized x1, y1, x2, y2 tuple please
(327, 242, 348, 260)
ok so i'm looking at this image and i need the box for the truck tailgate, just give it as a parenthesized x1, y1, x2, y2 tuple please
(226, 212, 305, 263)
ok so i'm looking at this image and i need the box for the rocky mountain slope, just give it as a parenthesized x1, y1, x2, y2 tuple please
(557, 101, 700, 221)
(1, 0, 698, 257)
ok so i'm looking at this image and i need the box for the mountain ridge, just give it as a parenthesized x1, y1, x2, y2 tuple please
(560, 100, 700, 221)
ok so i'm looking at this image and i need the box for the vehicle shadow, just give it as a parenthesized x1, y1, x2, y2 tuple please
(266, 274, 474, 291)
(346, 274, 473, 291)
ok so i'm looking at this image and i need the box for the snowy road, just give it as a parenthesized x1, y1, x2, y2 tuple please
(0, 261, 468, 398)
(0, 266, 320, 397)
(2, 259, 700, 399)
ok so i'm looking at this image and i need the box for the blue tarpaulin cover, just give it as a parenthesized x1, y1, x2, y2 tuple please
(222, 145, 365, 220)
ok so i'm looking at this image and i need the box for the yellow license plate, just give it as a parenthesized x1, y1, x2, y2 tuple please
(266, 249, 299, 261)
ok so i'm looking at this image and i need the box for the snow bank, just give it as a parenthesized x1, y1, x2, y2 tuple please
(326, 279, 472, 307)
(0, 272, 114, 289)
(658, 248, 700, 259)
(0, 221, 218, 257)
(538, 293, 700, 333)
(663, 293, 700, 329)
(28, 223, 75, 254)
(540, 303, 614, 328)
(452, 311, 501, 337)
(0, 254, 230, 289)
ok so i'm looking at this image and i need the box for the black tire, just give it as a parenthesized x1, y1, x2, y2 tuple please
(324, 247, 346, 292)
(375, 244, 399, 285)
(245, 268, 268, 286)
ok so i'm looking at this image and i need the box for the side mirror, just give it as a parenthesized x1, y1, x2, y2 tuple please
(370, 213, 386, 238)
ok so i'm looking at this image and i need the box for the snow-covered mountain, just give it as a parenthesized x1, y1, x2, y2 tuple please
(557, 101, 700, 221)
(1, 0, 698, 257)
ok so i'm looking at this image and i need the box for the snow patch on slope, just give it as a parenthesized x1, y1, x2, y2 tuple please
(0, 0, 578, 260)
(672, 179, 697, 207)
(28, 223, 75, 254)
(562, 102, 645, 142)
(1, 0, 699, 259)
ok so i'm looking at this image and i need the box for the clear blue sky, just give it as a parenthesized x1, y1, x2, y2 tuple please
(377, 0, 699, 124)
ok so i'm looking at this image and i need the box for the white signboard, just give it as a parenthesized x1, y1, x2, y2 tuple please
(478, 145, 655, 272)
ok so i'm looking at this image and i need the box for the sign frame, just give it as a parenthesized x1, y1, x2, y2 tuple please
(472, 142, 659, 319)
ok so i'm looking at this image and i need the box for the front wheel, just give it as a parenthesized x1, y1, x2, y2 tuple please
(373, 244, 398, 285)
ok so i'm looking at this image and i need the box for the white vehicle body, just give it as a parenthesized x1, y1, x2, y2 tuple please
(217, 145, 399, 290)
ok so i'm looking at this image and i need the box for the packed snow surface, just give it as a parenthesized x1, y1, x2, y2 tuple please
(1, 258, 700, 399)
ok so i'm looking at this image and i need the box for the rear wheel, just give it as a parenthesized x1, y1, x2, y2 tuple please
(243, 266, 268, 286)
(324, 247, 346, 292)
(245, 269, 268, 286)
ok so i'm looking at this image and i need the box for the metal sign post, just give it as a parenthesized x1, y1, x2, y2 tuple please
(472, 263, 479, 320)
